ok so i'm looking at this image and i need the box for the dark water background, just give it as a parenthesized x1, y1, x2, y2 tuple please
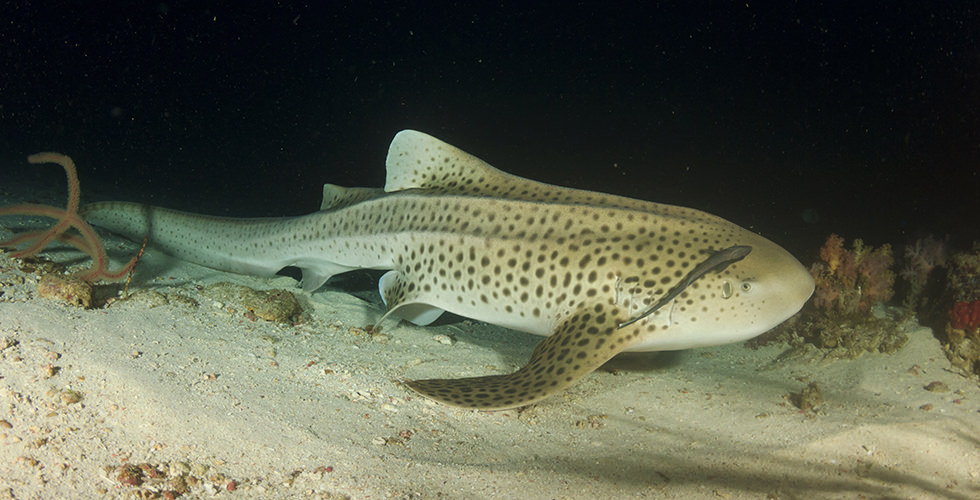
(2, 2, 978, 258)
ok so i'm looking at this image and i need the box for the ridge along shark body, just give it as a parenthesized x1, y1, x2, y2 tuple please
(81, 130, 814, 410)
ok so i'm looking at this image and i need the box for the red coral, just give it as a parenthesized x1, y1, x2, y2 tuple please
(950, 301, 980, 331)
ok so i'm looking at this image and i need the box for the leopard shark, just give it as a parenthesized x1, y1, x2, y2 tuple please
(80, 130, 814, 410)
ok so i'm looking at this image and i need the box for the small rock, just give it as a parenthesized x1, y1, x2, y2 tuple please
(116, 464, 144, 486)
(166, 293, 199, 308)
(37, 274, 93, 308)
(127, 290, 169, 308)
(924, 381, 949, 393)
(171, 474, 189, 495)
(433, 334, 455, 345)
(60, 389, 83, 405)
(200, 282, 302, 323)
(792, 382, 823, 411)
(169, 461, 191, 476)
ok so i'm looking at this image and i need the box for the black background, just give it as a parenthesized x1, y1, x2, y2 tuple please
(2, 1, 978, 258)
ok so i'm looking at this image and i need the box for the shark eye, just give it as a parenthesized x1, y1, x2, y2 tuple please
(721, 280, 734, 299)
(741, 281, 753, 292)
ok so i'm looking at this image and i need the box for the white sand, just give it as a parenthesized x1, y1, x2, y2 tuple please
(1, 186, 979, 500)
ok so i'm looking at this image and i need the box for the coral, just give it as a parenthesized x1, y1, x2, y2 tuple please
(940, 246, 980, 376)
(899, 235, 949, 313)
(819, 234, 845, 273)
(946, 245, 980, 304)
(749, 235, 907, 361)
(950, 300, 980, 332)
(857, 244, 896, 307)
(0, 153, 139, 282)
(810, 234, 895, 315)
(944, 323, 980, 376)
(901, 235, 948, 286)
(944, 307, 980, 376)
(747, 313, 908, 361)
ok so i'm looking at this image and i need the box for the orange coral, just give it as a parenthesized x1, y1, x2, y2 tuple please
(0, 153, 139, 282)
(810, 234, 895, 314)
(819, 233, 845, 272)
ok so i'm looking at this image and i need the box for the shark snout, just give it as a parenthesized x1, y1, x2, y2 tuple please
(753, 245, 815, 323)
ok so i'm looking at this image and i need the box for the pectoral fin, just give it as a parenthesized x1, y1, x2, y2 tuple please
(406, 304, 640, 410)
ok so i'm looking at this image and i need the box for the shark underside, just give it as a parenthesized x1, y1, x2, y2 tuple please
(80, 130, 814, 410)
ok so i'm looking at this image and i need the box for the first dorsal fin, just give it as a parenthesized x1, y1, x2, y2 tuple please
(384, 130, 517, 194)
(384, 130, 729, 226)
(383, 129, 631, 204)
(383, 129, 643, 205)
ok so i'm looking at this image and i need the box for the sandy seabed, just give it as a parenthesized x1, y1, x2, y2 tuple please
(1, 184, 979, 500)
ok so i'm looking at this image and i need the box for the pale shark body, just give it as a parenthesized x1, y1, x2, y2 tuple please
(81, 130, 814, 410)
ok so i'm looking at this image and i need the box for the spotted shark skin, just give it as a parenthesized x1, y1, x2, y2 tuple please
(80, 130, 814, 410)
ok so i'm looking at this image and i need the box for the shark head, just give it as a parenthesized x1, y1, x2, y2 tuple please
(627, 231, 815, 351)
(381, 129, 815, 356)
